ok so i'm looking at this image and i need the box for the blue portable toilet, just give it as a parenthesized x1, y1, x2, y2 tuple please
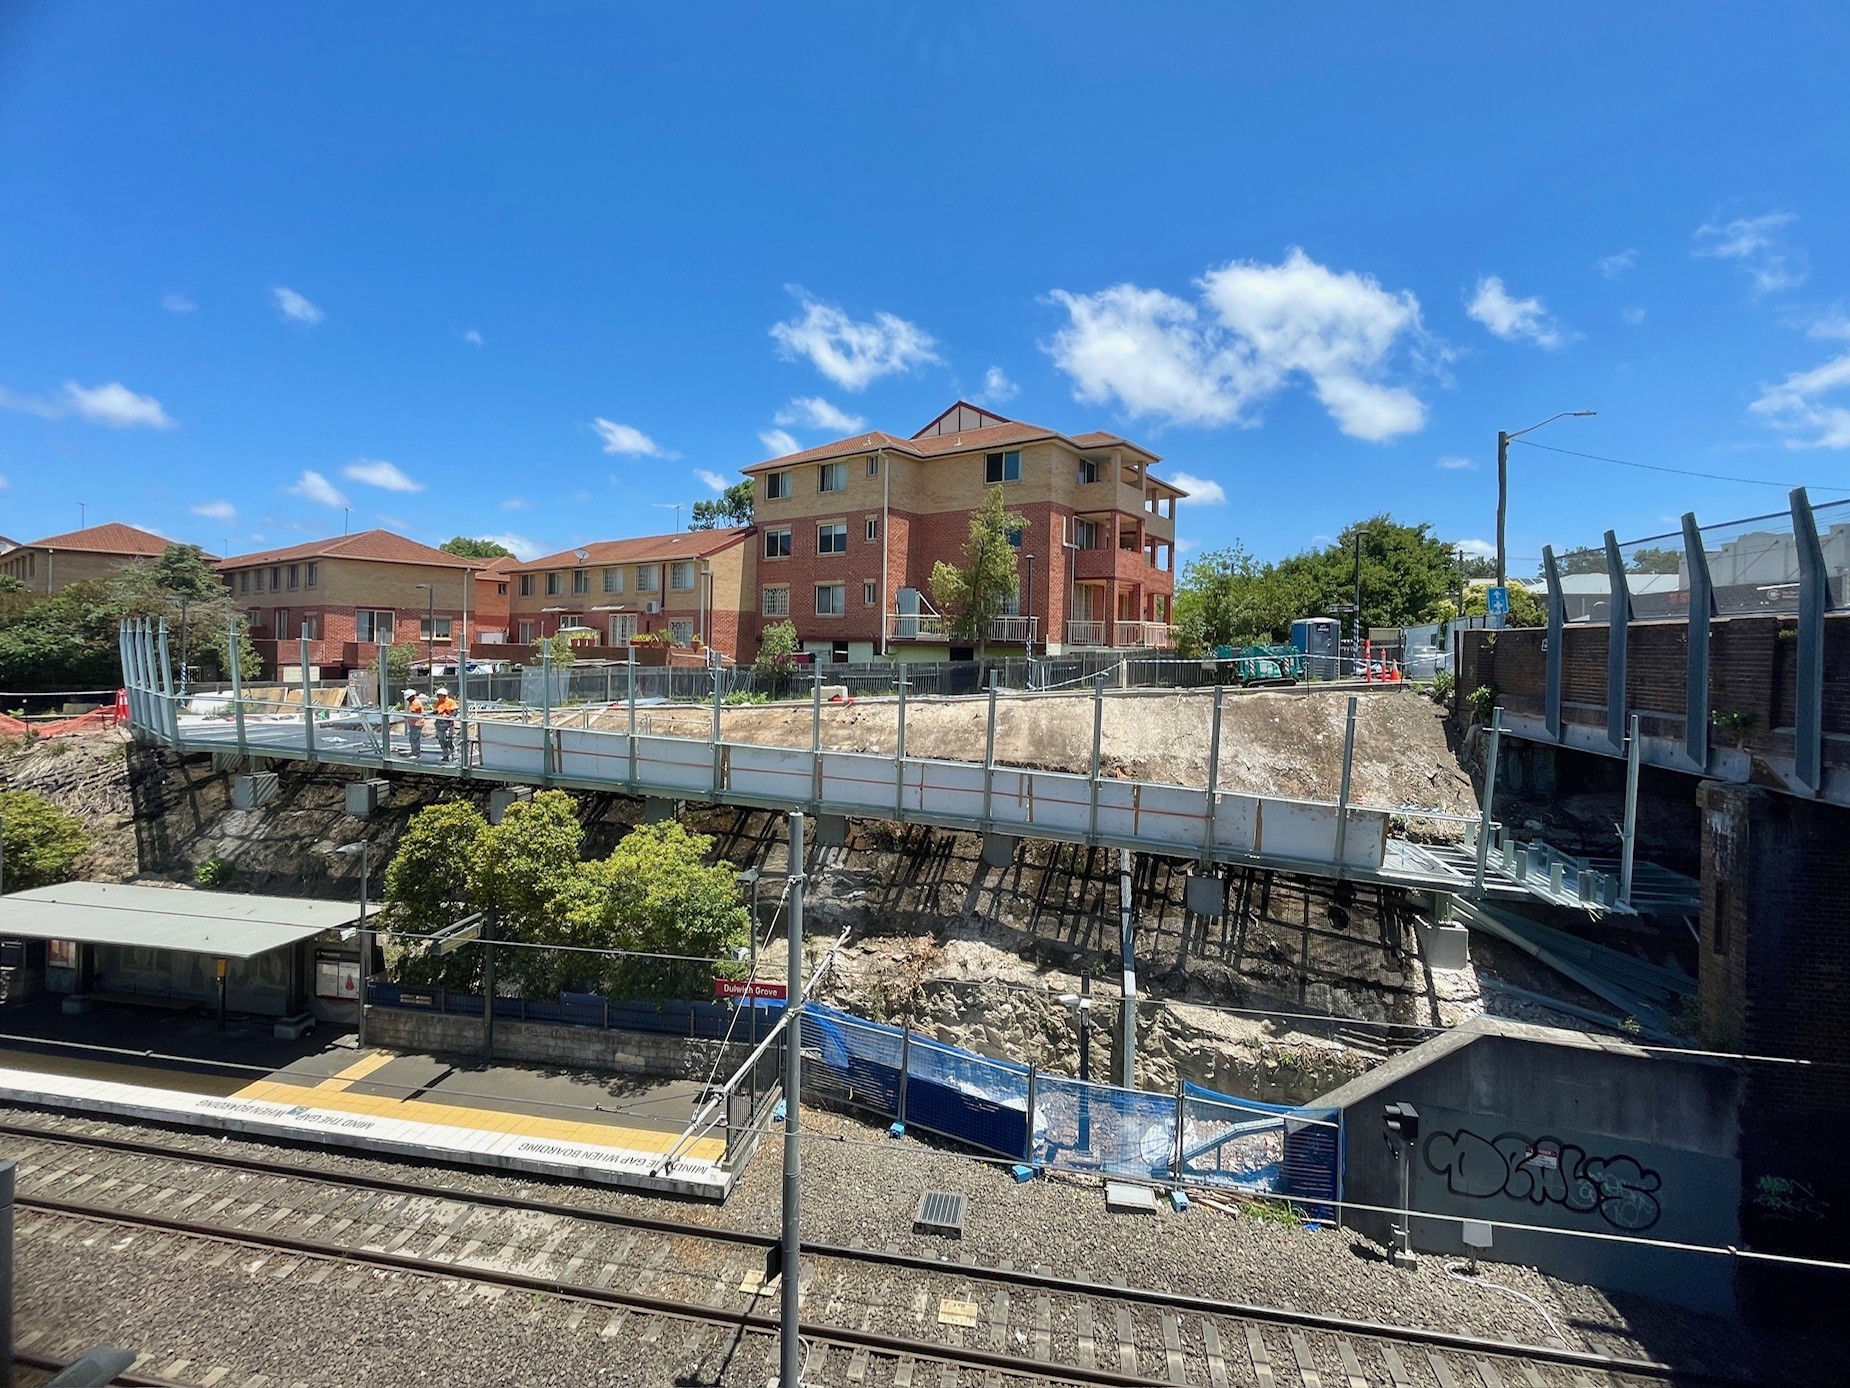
(1290, 618, 1342, 680)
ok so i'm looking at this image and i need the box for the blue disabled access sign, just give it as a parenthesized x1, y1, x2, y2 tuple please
(1486, 585, 1510, 617)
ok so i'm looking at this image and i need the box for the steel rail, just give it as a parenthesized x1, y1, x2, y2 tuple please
(0, 1119, 1738, 1385)
(12, 1349, 181, 1386)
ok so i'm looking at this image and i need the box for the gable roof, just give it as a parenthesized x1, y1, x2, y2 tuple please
(219, 528, 478, 571)
(24, 522, 181, 556)
(741, 402, 1161, 473)
(511, 527, 752, 573)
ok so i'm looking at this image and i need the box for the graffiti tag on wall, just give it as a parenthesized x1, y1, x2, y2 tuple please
(1423, 1129, 1663, 1232)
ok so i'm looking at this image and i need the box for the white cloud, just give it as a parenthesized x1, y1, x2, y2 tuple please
(463, 328, 484, 347)
(343, 459, 425, 492)
(759, 428, 801, 457)
(592, 418, 670, 457)
(770, 289, 940, 391)
(695, 469, 731, 492)
(1804, 310, 1850, 341)
(1176, 537, 1198, 556)
(774, 396, 867, 433)
(1454, 538, 1496, 561)
(500, 497, 530, 511)
(162, 292, 197, 313)
(977, 366, 1019, 404)
(1466, 276, 1570, 350)
(191, 500, 236, 521)
(1750, 352, 1850, 449)
(63, 381, 177, 429)
(0, 474, 9, 491)
(1045, 248, 1432, 441)
(1694, 212, 1807, 295)
(1622, 306, 1647, 327)
(1435, 455, 1477, 471)
(272, 286, 324, 324)
(288, 470, 349, 509)
(1596, 250, 1637, 281)
(476, 532, 541, 560)
(1165, 471, 1226, 504)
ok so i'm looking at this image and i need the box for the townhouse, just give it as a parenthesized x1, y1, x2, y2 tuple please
(740, 401, 1184, 662)
(0, 522, 186, 595)
(471, 554, 521, 643)
(503, 527, 754, 662)
(217, 530, 481, 675)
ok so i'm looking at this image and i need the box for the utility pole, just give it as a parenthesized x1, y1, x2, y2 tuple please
(1495, 430, 1510, 590)
(1455, 547, 1468, 617)
(779, 811, 806, 1388)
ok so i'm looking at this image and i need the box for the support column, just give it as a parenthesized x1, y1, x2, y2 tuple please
(1681, 512, 1714, 773)
(626, 647, 639, 788)
(229, 618, 248, 760)
(1790, 488, 1827, 796)
(894, 666, 907, 818)
(981, 672, 999, 827)
(1333, 695, 1358, 868)
(1118, 848, 1136, 1089)
(1088, 673, 1105, 841)
(779, 810, 806, 1388)
(1603, 530, 1631, 755)
(300, 627, 317, 764)
(1541, 545, 1565, 743)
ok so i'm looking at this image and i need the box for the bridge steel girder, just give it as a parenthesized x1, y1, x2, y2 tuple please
(1680, 512, 1714, 774)
(1791, 487, 1828, 797)
(1603, 531, 1632, 756)
(1541, 546, 1566, 743)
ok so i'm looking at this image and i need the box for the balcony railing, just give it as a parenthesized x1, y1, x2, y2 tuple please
(886, 613, 1040, 645)
(1066, 621, 1106, 647)
(1063, 620, 1173, 649)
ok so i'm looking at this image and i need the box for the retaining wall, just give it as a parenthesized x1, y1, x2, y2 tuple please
(361, 1005, 757, 1082)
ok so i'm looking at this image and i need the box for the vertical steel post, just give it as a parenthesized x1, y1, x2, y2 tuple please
(356, 840, 370, 1051)
(1681, 512, 1714, 772)
(1604, 530, 1631, 755)
(1119, 848, 1136, 1088)
(482, 906, 496, 1062)
(0, 1158, 11, 1388)
(1077, 970, 1092, 1152)
(1541, 546, 1565, 743)
(457, 639, 472, 774)
(981, 671, 999, 827)
(711, 662, 724, 795)
(780, 810, 806, 1388)
(1088, 673, 1105, 842)
(1791, 488, 1828, 796)
(1473, 707, 1504, 895)
(1620, 712, 1641, 907)
(1333, 694, 1359, 868)
(156, 619, 176, 741)
(1024, 1065, 1038, 1164)
(897, 1027, 911, 1126)
(229, 618, 248, 760)
(1202, 685, 1224, 860)
(300, 627, 316, 763)
(810, 674, 823, 806)
(377, 645, 392, 769)
(626, 646, 639, 787)
(894, 667, 908, 818)
(539, 641, 553, 785)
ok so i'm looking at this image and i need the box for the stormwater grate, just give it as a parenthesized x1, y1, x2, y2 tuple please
(914, 1190, 967, 1238)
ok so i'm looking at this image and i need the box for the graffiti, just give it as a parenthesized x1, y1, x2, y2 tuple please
(1751, 1175, 1829, 1223)
(1423, 1129, 1662, 1232)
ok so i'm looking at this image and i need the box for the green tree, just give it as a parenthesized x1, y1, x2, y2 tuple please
(472, 790, 584, 992)
(929, 486, 1025, 654)
(440, 537, 516, 560)
(537, 632, 578, 665)
(1628, 546, 1681, 574)
(111, 548, 259, 685)
(1455, 582, 1546, 627)
(0, 789, 91, 891)
(385, 641, 419, 696)
(752, 619, 799, 692)
(383, 801, 489, 988)
(691, 480, 754, 530)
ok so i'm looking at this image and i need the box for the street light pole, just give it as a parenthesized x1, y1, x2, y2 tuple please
(177, 597, 190, 698)
(1024, 552, 1035, 660)
(1496, 410, 1597, 588)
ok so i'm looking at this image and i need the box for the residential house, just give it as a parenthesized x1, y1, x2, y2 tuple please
(471, 554, 521, 643)
(217, 529, 481, 675)
(740, 401, 1184, 662)
(504, 528, 754, 661)
(0, 522, 187, 595)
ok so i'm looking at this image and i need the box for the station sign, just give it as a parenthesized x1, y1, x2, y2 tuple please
(1486, 586, 1510, 617)
(714, 978, 788, 1002)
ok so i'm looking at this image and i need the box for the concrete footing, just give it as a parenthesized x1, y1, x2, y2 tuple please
(981, 833, 1016, 868)
(816, 814, 849, 847)
(1184, 872, 1224, 917)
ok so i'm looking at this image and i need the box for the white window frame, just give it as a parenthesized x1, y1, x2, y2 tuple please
(546, 571, 563, 596)
(865, 516, 878, 541)
(817, 522, 848, 556)
(572, 569, 590, 595)
(520, 574, 535, 597)
(356, 609, 396, 644)
(866, 455, 879, 476)
(669, 620, 694, 646)
(419, 616, 454, 642)
(765, 470, 791, 500)
(862, 579, 878, 607)
(985, 450, 1021, 484)
(815, 583, 845, 617)
(636, 565, 660, 593)
(517, 619, 537, 644)
(764, 527, 792, 559)
(670, 560, 695, 591)
(602, 567, 622, 594)
(818, 461, 847, 493)
(762, 586, 790, 617)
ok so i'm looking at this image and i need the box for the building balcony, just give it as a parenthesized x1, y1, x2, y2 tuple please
(1063, 620, 1172, 649)
(886, 613, 1040, 645)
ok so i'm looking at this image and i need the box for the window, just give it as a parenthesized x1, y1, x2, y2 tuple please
(1073, 519, 1102, 550)
(306, 562, 318, 588)
(818, 461, 847, 493)
(546, 571, 563, 596)
(239, 571, 250, 594)
(520, 574, 535, 597)
(252, 570, 264, 593)
(866, 455, 880, 477)
(1078, 458, 1101, 484)
(247, 608, 262, 631)
(602, 567, 622, 594)
(764, 527, 792, 559)
(817, 522, 848, 555)
(274, 607, 291, 639)
(517, 620, 536, 644)
(300, 614, 322, 640)
(572, 569, 589, 595)
(636, 565, 660, 592)
(287, 564, 299, 590)
(495, 582, 507, 595)
(865, 517, 879, 541)
(1120, 524, 1138, 551)
(669, 621, 694, 646)
(420, 617, 454, 642)
(355, 609, 396, 644)
(985, 450, 1021, 483)
(762, 586, 790, 617)
(863, 580, 878, 607)
(1008, 527, 1023, 549)
(270, 566, 282, 590)
(815, 583, 845, 616)
(670, 561, 695, 591)
(765, 470, 791, 500)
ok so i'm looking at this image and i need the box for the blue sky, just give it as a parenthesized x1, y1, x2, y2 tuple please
(3, 4, 1848, 573)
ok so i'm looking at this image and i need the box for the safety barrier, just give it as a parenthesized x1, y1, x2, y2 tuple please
(365, 980, 779, 1041)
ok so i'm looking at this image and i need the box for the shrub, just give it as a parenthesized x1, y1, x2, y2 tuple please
(1465, 684, 1498, 720)
(0, 789, 91, 890)
(194, 858, 234, 887)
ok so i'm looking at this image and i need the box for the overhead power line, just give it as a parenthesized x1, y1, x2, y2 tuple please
(1511, 438, 1850, 495)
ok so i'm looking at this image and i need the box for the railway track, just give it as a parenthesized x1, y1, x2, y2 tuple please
(2, 1116, 1749, 1388)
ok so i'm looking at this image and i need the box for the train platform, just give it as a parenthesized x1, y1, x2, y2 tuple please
(0, 997, 737, 1198)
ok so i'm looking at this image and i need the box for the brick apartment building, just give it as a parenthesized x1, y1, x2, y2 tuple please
(740, 402, 1184, 662)
(218, 529, 482, 676)
(471, 554, 520, 643)
(504, 527, 754, 662)
(0, 522, 187, 595)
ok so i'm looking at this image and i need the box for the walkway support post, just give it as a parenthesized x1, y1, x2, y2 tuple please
(1202, 685, 1224, 862)
(1681, 512, 1714, 772)
(711, 662, 724, 796)
(156, 619, 176, 742)
(779, 810, 806, 1388)
(1541, 546, 1565, 743)
(377, 644, 391, 768)
(1334, 695, 1358, 868)
(1791, 487, 1828, 796)
(1603, 530, 1631, 756)
(1620, 712, 1641, 907)
(457, 640, 471, 774)
(810, 674, 823, 806)
(626, 646, 638, 788)
(981, 671, 999, 827)
(1088, 673, 1105, 842)
(0, 1158, 12, 1388)
(894, 667, 907, 818)
(229, 618, 248, 760)
(482, 906, 496, 1063)
(1473, 707, 1504, 896)
(300, 627, 317, 764)
(539, 641, 553, 785)
(1119, 847, 1136, 1089)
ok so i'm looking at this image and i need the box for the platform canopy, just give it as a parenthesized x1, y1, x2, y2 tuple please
(0, 882, 359, 960)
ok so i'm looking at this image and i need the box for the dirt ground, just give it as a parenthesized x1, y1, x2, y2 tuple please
(587, 684, 1477, 817)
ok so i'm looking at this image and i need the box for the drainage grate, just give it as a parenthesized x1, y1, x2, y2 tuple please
(914, 1189, 967, 1238)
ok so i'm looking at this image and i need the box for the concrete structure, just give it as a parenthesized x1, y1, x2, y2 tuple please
(1318, 1016, 1744, 1313)
(364, 1004, 757, 1084)
(504, 527, 754, 662)
(0, 521, 185, 595)
(218, 529, 482, 676)
(742, 401, 1184, 663)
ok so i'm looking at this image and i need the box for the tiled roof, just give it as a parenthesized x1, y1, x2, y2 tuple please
(511, 527, 752, 573)
(24, 522, 182, 556)
(218, 529, 478, 570)
(742, 409, 1160, 473)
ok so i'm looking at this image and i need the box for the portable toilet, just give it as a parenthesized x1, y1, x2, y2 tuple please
(1290, 618, 1342, 680)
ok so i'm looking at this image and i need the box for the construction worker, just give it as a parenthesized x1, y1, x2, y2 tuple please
(402, 688, 426, 759)
(434, 686, 458, 762)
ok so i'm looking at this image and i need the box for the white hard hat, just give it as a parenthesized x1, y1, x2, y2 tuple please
(435, 687, 449, 696)
(403, 688, 418, 697)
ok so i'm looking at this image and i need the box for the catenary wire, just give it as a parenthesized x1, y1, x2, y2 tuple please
(1511, 438, 1850, 494)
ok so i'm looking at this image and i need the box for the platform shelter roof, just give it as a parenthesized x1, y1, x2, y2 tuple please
(0, 882, 356, 959)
